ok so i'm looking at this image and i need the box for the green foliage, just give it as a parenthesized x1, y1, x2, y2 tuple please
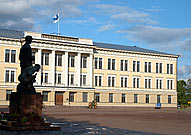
(177, 80, 191, 105)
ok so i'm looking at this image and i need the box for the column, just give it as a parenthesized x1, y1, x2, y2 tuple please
(76, 52, 81, 87)
(36, 49, 41, 85)
(64, 51, 69, 86)
(51, 50, 55, 86)
(89, 54, 93, 87)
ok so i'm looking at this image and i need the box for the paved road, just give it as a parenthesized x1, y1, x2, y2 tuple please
(1, 106, 191, 135)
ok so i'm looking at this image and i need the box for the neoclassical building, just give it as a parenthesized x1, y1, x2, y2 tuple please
(0, 29, 179, 107)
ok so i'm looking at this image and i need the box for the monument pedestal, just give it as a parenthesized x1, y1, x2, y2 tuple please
(0, 92, 60, 131)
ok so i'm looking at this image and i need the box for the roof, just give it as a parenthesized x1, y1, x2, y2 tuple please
(0, 29, 24, 39)
(94, 42, 178, 56)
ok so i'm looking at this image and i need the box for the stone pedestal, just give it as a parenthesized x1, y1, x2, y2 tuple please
(0, 92, 60, 131)
(10, 92, 42, 117)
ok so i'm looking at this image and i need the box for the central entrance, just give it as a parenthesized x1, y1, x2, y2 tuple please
(55, 92, 64, 105)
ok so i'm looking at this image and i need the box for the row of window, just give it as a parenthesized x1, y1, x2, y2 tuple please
(4, 49, 174, 75)
(94, 57, 174, 74)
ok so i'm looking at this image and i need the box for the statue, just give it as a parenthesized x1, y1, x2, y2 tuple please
(17, 36, 40, 94)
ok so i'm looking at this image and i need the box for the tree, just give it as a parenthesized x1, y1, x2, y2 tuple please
(177, 80, 191, 105)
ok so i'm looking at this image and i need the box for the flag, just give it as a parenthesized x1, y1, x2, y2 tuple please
(53, 14, 59, 23)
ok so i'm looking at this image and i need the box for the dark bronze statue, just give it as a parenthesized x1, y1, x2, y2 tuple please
(17, 36, 40, 93)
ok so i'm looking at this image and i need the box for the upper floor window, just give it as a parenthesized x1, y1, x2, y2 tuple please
(94, 57, 102, 69)
(121, 76, 128, 88)
(167, 64, 173, 74)
(108, 59, 115, 70)
(108, 76, 115, 87)
(145, 62, 151, 73)
(55, 73, 62, 84)
(167, 79, 173, 89)
(133, 77, 140, 88)
(121, 60, 128, 71)
(80, 74, 87, 86)
(133, 61, 140, 72)
(145, 78, 151, 89)
(5, 69, 15, 83)
(81, 56, 87, 68)
(156, 79, 162, 89)
(95, 75, 102, 86)
(69, 74, 74, 85)
(55, 54, 62, 66)
(156, 63, 162, 73)
(41, 72, 49, 84)
(41, 53, 49, 65)
(68, 55, 75, 67)
(5, 49, 16, 63)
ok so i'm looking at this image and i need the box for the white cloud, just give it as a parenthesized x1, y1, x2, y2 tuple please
(118, 26, 191, 51)
(0, 0, 93, 31)
(97, 24, 116, 32)
(178, 65, 191, 80)
(96, 4, 158, 25)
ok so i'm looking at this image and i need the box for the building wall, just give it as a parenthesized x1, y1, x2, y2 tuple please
(0, 32, 178, 108)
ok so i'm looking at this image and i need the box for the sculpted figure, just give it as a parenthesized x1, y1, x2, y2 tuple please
(17, 36, 40, 93)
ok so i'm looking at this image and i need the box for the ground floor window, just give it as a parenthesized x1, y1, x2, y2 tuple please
(69, 92, 75, 102)
(6, 90, 12, 101)
(168, 95, 171, 104)
(95, 93, 100, 102)
(83, 92, 88, 102)
(146, 94, 149, 103)
(109, 93, 113, 103)
(122, 94, 126, 103)
(42, 91, 49, 101)
(157, 95, 160, 103)
(134, 94, 138, 103)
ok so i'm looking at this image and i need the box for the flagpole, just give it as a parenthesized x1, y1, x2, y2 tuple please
(58, 12, 59, 35)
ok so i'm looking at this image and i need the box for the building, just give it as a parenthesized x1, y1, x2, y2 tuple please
(0, 29, 179, 107)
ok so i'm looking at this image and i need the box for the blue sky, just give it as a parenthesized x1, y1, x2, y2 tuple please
(0, 0, 191, 80)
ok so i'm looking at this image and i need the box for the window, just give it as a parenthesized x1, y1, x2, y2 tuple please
(95, 93, 100, 102)
(55, 54, 62, 66)
(157, 95, 160, 103)
(45, 73, 48, 83)
(133, 61, 140, 72)
(5, 49, 10, 62)
(109, 93, 113, 103)
(95, 57, 103, 69)
(134, 94, 138, 103)
(167, 64, 173, 74)
(6, 90, 12, 101)
(145, 78, 151, 89)
(45, 53, 49, 65)
(167, 79, 173, 89)
(5, 49, 16, 63)
(168, 95, 171, 104)
(69, 55, 75, 67)
(133, 77, 140, 88)
(145, 62, 151, 73)
(5, 69, 15, 83)
(70, 74, 74, 85)
(108, 76, 115, 87)
(41, 53, 49, 65)
(95, 75, 102, 86)
(121, 60, 128, 71)
(146, 94, 149, 103)
(42, 91, 49, 101)
(81, 56, 87, 68)
(159, 63, 162, 73)
(83, 92, 88, 102)
(69, 92, 75, 102)
(81, 75, 86, 86)
(121, 76, 128, 87)
(55, 73, 62, 84)
(108, 59, 115, 70)
(11, 50, 16, 63)
(156, 79, 163, 89)
(122, 94, 126, 103)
